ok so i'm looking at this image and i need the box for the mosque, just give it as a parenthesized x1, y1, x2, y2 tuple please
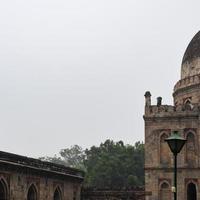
(144, 31, 200, 200)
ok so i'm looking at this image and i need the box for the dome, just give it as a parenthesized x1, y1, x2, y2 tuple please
(181, 31, 200, 79)
(182, 31, 200, 65)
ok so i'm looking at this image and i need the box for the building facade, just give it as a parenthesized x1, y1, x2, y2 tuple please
(144, 31, 200, 200)
(0, 151, 84, 200)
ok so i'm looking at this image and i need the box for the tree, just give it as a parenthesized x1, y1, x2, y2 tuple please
(84, 140, 144, 188)
(39, 154, 66, 165)
(39, 145, 85, 170)
(59, 145, 85, 170)
(40, 140, 144, 188)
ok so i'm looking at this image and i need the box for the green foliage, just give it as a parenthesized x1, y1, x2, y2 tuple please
(39, 145, 85, 170)
(127, 175, 138, 186)
(40, 140, 144, 188)
(39, 154, 66, 166)
(84, 140, 144, 188)
(59, 145, 85, 170)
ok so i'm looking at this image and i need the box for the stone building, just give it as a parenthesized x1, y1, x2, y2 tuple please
(0, 150, 84, 200)
(144, 31, 200, 200)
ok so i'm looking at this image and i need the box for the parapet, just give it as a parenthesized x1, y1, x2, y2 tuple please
(0, 151, 84, 179)
(144, 103, 200, 119)
(174, 74, 200, 94)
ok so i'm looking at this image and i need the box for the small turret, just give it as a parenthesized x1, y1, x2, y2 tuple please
(144, 91, 151, 106)
(157, 97, 162, 106)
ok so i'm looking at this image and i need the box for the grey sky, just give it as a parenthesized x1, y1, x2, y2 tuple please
(0, 0, 199, 157)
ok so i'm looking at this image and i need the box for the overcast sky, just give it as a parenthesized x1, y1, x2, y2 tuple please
(0, 0, 199, 157)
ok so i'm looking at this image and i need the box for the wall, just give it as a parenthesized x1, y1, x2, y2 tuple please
(0, 169, 82, 200)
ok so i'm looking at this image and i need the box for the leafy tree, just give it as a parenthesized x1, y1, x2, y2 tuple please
(127, 175, 138, 187)
(40, 140, 144, 188)
(39, 145, 85, 170)
(84, 140, 144, 188)
(39, 154, 66, 165)
(59, 145, 85, 170)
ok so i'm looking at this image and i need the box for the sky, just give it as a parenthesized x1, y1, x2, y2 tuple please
(0, 0, 199, 157)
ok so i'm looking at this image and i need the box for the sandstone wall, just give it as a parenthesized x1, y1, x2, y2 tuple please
(0, 170, 82, 200)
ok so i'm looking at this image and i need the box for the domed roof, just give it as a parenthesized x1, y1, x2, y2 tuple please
(182, 31, 200, 64)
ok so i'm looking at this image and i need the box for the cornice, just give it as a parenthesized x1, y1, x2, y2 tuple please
(143, 113, 199, 122)
(173, 83, 200, 97)
(145, 167, 200, 171)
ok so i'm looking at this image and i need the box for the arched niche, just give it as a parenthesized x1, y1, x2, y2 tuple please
(160, 133, 171, 166)
(27, 184, 37, 200)
(186, 132, 196, 166)
(187, 182, 197, 200)
(184, 99, 193, 110)
(0, 178, 8, 200)
(160, 181, 171, 200)
(54, 187, 62, 200)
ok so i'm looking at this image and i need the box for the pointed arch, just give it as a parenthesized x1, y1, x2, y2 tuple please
(186, 132, 196, 166)
(0, 178, 8, 200)
(27, 184, 37, 200)
(184, 99, 193, 110)
(160, 132, 171, 166)
(187, 182, 197, 200)
(160, 181, 171, 200)
(54, 186, 62, 200)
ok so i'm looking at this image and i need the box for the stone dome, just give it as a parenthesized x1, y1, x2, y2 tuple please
(182, 31, 200, 64)
(181, 31, 200, 79)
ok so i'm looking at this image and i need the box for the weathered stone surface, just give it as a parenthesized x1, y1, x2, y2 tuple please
(0, 151, 84, 200)
(144, 31, 200, 200)
(181, 31, 200, 79)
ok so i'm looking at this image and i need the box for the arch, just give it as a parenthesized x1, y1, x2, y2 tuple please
(0, 178, 8, 200)
(54, 186, 62, 200)
(185, 99, 191, 105)
(187, 182, 197, 200)
(160, 181, 171, 200)
(186, 132, 196, 166)
(160, 132, 171, 166)
(184, 99, 193, 110)
(27, 184, 37, 200)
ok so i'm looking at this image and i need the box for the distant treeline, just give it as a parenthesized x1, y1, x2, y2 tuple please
(39, 140, 144, 188)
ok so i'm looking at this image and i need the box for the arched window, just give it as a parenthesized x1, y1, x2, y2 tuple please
(54, 187, 62, 200)
(160, 133, 171, 166)
(0, 178, 8, 200)
(186, 132, 196, 166)
(184, 99, 193, 110)
(160, 182, 171, 200)
(27, 184, 37, 200)
(187, 182, 197, 200)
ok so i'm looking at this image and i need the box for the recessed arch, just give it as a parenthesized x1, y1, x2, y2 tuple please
(160, 132, 171, 165)
(184, 98, 192, 105)
(54, 186, 62, 200)
(184, 99, 193, 110)
(160, 181, 171, 200)
(0, 178, 8, 200)
(27, 184, 37, 200)
(187, 182, 197, 200)
(186, 132, 196, 166)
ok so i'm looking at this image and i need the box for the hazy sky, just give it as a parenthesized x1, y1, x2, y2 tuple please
(0, 0, 199, 157)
